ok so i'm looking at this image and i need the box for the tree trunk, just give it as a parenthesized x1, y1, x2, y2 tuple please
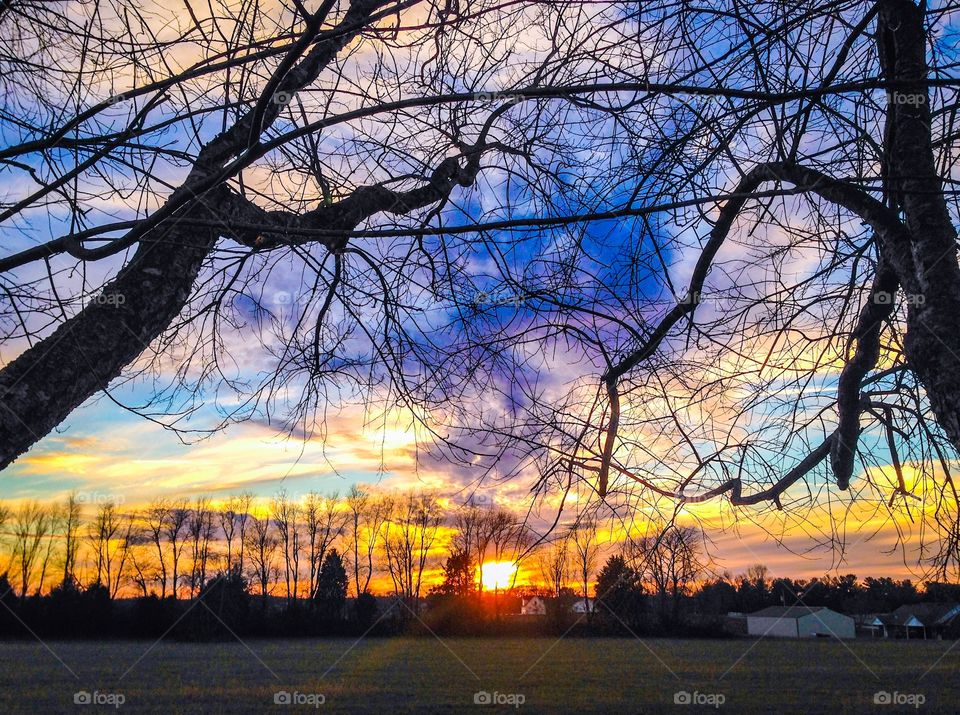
(878, 0, 960, 451)
(0, 196, 220, 468)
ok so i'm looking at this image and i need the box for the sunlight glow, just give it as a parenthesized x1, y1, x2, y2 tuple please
(480, 561, 517, 591)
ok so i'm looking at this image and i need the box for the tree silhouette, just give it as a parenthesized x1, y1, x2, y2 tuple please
(1, 0, 960, 576)
(315, 549, 347, 621)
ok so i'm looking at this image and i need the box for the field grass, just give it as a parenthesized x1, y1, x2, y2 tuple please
(0, 636, 956, 713)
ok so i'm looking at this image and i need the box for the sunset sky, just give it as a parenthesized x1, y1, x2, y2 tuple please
(0, 373, 935, 583)
(0, 0, 954, 589)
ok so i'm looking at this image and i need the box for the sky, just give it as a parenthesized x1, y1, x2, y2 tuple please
(0, 0, 957, 587)
(0, 373, 937, 583)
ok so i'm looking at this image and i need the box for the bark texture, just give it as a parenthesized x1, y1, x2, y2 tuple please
(877, 0, 960, 453)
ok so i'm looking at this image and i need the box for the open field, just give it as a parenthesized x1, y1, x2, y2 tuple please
(0, 637, 955, 713)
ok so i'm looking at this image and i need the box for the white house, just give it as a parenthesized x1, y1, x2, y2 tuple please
(745, 605, 855, 639)
(571, 597, 595, 614)
(521, 596, 547, 615)
(868, 603, 960, 639)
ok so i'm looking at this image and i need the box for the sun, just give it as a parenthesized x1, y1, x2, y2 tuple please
(479, 561, 517, 591)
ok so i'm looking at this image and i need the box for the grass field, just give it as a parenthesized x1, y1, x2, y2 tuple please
(0, 637, 956, 713)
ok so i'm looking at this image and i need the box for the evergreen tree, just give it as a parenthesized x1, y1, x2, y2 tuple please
(315, 549, 347, 620)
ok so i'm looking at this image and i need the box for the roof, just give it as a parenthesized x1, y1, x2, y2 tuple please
(876, 613, 923, 627)
(748, 606, 830, 619)
(891, 603, 960, 626)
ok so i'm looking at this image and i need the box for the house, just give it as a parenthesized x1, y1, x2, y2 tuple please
(521, 596, 547, 615)
(744, 605, 855, 639)
(571, 597, 595, 614)
(868, 603, 960, 639)
(854, 613, 887, 638)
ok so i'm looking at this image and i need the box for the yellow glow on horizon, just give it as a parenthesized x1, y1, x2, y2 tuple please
(480, 561, 517, 591)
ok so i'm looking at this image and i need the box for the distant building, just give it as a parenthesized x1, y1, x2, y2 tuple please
(854, 613, 887, 638)
(744, 606, 855, 639)
(521, 596, 547, 616)
(571, 597, 595, 614)
(866, 603, 960, 639)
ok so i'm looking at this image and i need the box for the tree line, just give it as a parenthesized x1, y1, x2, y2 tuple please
(0, 487, 542, 606)
(0, 494, 957, 639)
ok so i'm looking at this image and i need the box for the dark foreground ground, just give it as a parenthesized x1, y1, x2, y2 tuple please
(0, 637, 955, 713)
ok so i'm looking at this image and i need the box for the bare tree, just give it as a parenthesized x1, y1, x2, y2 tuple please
(217, 499, 239, 572)
(245, 514, 279, 605)
(451, 506, 484, 581)
(61, 494, 82, 586)
(346, 485, 392, 596)
(2, 0, 960, 580)
(128, 535, 154, 599)
(0, 0, 489, 472)
(35, 504, 62, 596)
(488, 510, 524, 564)
(472, 509, 525, 591)
(272, 490, 304, 604)
(631, 526, 704, 623)
(187, 498, 215, 597)
(11, 502, 49, 598)
(304, 492, 345, 601)
(164, 500, 191, 599)
(346, 485, 370, 598)
(569, 517, 600, 615)
(234, 493, 254, 577)
(383, 492, 442, 614)
(86, 501, 134, 598)
(537, 537, 571, 599)
(144, 499, 170, 598)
